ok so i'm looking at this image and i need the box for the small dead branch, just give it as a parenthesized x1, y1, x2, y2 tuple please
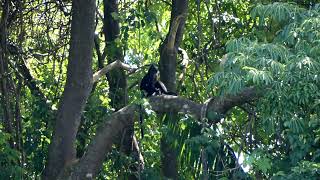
(92, 60, 137, 83)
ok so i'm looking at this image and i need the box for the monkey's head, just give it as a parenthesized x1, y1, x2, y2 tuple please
(148, 64, 159, 79)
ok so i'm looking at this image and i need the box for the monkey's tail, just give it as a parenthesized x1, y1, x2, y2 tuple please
(139, 104, 144, 138)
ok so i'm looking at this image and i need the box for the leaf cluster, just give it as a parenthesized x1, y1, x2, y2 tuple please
(209, 2, 320, 178)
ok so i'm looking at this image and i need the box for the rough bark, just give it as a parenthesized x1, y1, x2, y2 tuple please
(71, 105, 136, 179)
(103, 0, 128, 110)
(43, 0, 95, 179)
(158, 0, 188, 178)
(147, 88, 259, 123)
(102, 1, 138, 179)
(0, 0, 14, 146)
(67, 87, 260, 178)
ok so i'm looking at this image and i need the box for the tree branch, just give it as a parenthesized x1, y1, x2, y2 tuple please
(70, 105, 137, 179)
(206, 87, 260, 123)
(92, 60, 137, 83)
(69, 87, 261, 178)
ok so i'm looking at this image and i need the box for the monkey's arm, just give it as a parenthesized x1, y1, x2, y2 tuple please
(155, 81, 177, 95)
(155, 81, 167, 93)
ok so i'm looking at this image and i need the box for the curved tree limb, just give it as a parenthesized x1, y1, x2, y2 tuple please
(69, 87, 261, 179)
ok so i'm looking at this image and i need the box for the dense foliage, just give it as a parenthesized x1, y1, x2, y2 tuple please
(0, 0, 319, 179)
(210, 2, 320, 179)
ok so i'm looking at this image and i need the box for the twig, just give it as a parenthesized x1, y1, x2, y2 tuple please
(92, 60, 137, 83)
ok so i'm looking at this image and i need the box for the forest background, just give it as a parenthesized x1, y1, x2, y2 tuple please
(0, 0, 320, 179)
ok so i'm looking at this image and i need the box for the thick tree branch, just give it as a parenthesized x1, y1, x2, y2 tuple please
(69, 87, 261, 178)
(70, 105, 137, 179)
(148, 95, 202, 119)
(206, 87, 261, 123)
(148, 87, 260, 122)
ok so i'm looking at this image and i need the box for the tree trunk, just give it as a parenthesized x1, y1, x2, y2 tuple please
(159, 0, 188, 178)
(43, 0, 95, 179)
(0, 0, 15, 147)
(103, 1, 138, 179)
(103, 0, 128, 110)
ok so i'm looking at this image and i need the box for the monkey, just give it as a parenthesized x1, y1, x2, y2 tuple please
(138, 64, 177, 138)
(140, 64, 176, 97)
